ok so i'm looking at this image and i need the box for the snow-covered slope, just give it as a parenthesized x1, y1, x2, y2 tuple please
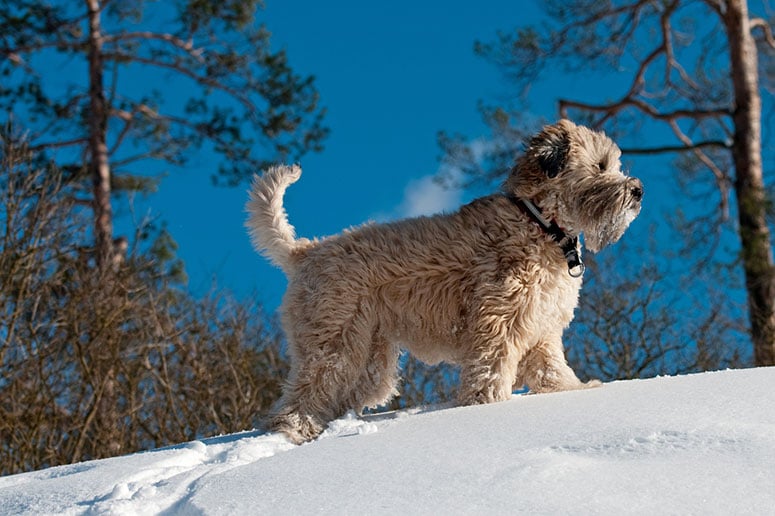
(1, 368, 773, 515)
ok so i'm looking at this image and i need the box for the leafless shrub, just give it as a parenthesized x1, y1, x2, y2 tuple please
(0, 135, 286, 475)
(565, 233, 747, 382)
(385, 354, 459, 411)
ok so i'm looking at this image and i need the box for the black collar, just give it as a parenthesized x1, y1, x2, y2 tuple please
(508, 196, 585, 277)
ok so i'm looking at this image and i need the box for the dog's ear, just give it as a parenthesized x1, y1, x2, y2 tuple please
(531, 122, 571, 178)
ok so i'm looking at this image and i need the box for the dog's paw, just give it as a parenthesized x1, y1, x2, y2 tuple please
(525, 377, 602, 394)
(583, 379, 603, 389)
(271, 412, 324, 444)
(457, 386, 511, 406)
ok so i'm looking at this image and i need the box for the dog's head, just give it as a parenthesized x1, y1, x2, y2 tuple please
(505, 119, 643, 252)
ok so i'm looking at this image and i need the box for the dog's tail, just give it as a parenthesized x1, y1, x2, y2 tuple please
(245, 164, 305, 275)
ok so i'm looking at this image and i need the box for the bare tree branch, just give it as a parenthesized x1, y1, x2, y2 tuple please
(667, 118, 731, 217)
(620, 139, 731, 154)
(554, 0, 737, 223)
(559, 97, 730, 123)
(29, 137, 90, 152)
(702, 0, 725, 18)
(750, 17, 775, 48)
(660, 1, 701, 91)
(554, 0, 654, 40)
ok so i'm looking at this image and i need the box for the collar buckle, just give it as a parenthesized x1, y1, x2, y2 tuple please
(509, 196, 584, 277)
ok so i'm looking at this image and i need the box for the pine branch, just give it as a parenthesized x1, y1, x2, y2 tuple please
(104, 32, 206, 62)
(103, 51, 256, 112)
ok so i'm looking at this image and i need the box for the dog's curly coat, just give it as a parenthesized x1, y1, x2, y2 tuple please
(246, 119, 643, 444)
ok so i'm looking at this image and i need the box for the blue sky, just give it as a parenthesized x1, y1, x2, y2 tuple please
(147, 0, 548, 309)
(5, 0, 756, 359)
(136, 1, 688, 311)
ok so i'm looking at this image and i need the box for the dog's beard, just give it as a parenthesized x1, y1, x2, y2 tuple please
(583, 205, 640, 253)
(566, 176, 642, 253)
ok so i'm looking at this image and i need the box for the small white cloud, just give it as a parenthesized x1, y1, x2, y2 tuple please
(377, 137, 498, 222)
(397, 174, 463, 219)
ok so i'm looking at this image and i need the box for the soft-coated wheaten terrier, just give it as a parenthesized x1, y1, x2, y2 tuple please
(246, 119, 643, 444)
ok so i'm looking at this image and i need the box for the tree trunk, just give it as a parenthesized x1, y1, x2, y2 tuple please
(86, 0, 113, 268)
(85, 0, 123, 459)
(724, 0, 775, 366)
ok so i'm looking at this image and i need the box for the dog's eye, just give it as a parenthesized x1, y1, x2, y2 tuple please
(597, 161, 607, 171)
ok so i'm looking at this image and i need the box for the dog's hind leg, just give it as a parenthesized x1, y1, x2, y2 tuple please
(269, 332, 350, 443)
(270, 370, 331, 444)
(271, 309, 387, 443)
(345, 337, 401, 412)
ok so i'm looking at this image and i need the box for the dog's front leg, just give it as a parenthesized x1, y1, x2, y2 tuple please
(456, 330, 522, 405)
(455, 287, 530, 406)
(515, 335, 601, 394)
(457, 353, 516, 406)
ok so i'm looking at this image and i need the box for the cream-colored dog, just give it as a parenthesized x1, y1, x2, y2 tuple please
(246, 119, 642, 444)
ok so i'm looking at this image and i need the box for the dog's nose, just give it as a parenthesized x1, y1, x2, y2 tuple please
(630, 179, 643, 202)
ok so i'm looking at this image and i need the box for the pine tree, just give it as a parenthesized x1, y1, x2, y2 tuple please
(0, 0, 327, 268)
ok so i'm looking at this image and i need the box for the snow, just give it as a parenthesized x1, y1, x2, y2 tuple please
(1, 368, 773, 515)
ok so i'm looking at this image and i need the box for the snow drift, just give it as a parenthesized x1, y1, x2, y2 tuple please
(0, 367, 773, 515)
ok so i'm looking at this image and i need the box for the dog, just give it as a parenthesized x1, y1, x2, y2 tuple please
(245, 119, 643, 444)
